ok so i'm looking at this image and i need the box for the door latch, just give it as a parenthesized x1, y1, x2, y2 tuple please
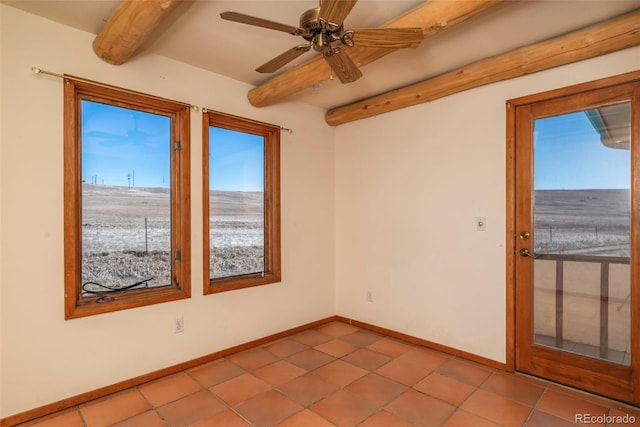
(519, 248, 536, 258)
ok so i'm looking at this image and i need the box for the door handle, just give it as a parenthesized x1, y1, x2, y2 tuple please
(519, 248, 536, 258)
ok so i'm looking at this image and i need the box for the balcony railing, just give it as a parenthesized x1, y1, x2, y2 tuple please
(534, 253, 630, 363)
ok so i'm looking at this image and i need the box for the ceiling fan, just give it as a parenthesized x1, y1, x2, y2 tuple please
(220, 0, 423, 84)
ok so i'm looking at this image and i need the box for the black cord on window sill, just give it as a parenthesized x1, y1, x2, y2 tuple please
(82, 278, 154, 303)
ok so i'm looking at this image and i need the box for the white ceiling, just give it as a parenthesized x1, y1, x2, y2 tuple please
(3, 0, 639, 110)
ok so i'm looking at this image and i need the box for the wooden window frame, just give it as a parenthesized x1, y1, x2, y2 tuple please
(203, 111, 281, 294)
(64, 77, 191, 319)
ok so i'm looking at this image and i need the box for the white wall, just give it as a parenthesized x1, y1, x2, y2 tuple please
(335, 47, 640, 363)
(0, 5, 335, 418)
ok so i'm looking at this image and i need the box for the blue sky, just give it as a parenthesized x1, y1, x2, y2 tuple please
(209, 127, 264, 191)
(82, 101, 264, 191)
(82, 100, 171, 188)
(82, 101, 628, 192)
(534, 110, 630, 190)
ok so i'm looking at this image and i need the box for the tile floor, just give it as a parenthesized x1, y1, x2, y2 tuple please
(17, 321, 640, 427)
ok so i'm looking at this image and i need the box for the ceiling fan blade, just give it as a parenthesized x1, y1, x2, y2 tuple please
(256, 45, 311, 73)
(319, 0, 358, 27)
(349, 27, 423, 49)
(220, 11, 301, 35)
(323, 48, 362, 84)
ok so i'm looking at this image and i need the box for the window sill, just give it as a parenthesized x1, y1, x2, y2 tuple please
(204, 272, 281, 295)
(66, 286, 190, 319)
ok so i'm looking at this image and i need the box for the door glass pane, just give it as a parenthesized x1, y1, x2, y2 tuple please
(208, 126, 265, 279)
(81, 100, 172, 297)
(533, 102, 631, 365)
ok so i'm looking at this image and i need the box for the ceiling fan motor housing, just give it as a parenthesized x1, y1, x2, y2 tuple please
(300, 8, 322, 34)
(300, 7, 342, 51)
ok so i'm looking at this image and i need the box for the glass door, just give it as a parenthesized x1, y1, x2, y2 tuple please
(532, 104, 630, 365)
(512, 75, 639, 404)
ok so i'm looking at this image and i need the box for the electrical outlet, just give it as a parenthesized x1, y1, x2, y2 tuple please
(367, 291, 374, 302)
(174, 316, 184, 334)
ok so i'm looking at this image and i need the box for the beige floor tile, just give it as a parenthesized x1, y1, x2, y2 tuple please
(275, 409, 335, 426)
(192, 409, 253, 427)
(312, 360, 368, 387)
(414, 372, 476, 406)
(442, 410, 502, 427)
(536, 390, 608, 426)
(252, 360, 306, 386)
(375, 357, 430, 386)
(367, 337, 414, 357)
(110, 410, 167, 427)
(461, 389, 532, 427)
(210, 373, 271, 406)
(313, 322, 359, 337)
(80, 390, 151, 427)
(139, 372, 203, 406)
(234, 390, 303, 427)
(386, 390, 456, 427)
(313, 339, 358, 358)
(278, 373, 340, 406)
(17, 409, 84, 427)
(345, 373, 407, 406)
(359, 410, 416, 427)
(289, 329, 333, 347)
(396, 347, 452, 371)
(481, 371, 546, 406)
(262, 338, 309, 358)
(187, 358, 246, 387)
(437, 358, 495, 387)
(286, 349, 335, 371)
(156, 389, 226, 427)
(342, 348, 392, 371)
(310, 390, 377, 427)
(340, 330, 384, 348)
(226, 347, 279, 371)
(525, 410, 582, 427)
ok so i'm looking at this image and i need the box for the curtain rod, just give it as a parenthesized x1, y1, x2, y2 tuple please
(32, 67, 293, 133)
(33, 67, 195, 109)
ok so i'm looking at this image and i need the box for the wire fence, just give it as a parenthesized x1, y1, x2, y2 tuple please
(534, 224, 629, 256)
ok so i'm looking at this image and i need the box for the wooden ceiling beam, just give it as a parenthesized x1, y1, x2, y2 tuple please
(93, 0, 184, 65)
(247, 0, 505, 108)
(325, 9, 640, 126)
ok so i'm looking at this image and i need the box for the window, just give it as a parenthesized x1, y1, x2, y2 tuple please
(64, 78, 190, 319)
(203, 111, 281, 294)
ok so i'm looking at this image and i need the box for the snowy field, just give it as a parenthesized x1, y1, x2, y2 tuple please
(81, 184, 264, 291)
